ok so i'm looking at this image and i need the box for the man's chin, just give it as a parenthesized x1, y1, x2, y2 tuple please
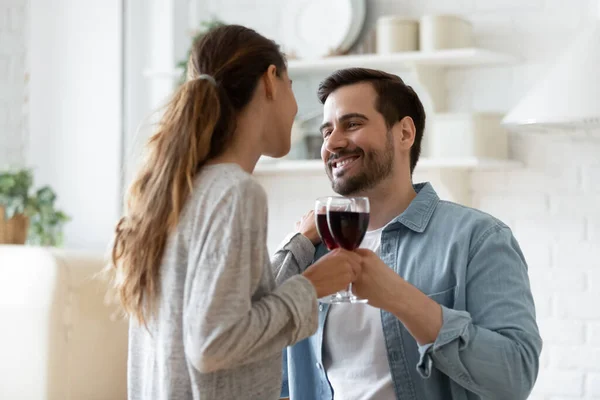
(332, 178, 357, 196)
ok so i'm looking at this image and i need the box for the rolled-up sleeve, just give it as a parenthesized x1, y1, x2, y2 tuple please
(416, 225, 543, 400)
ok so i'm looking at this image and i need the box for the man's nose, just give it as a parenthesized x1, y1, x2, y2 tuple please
(325, 128, 348, 154)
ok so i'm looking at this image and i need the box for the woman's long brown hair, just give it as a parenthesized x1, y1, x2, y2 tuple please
(110, 25, 286, 326)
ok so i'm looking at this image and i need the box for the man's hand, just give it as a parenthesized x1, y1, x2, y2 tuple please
(353, 249, 443, 345)
(351, 248, 406, 311)
(302, 248, 361, 299)
(295, 210, 320, 245)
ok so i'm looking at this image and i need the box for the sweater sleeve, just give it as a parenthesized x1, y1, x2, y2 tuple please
(183, 178, 319, 374)
(271, 232, 316, 286)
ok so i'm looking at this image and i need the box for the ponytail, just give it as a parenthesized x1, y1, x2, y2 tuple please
(111, 78, 222, 325)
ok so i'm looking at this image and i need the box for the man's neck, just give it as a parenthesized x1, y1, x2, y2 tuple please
(361, 178, 417, 231)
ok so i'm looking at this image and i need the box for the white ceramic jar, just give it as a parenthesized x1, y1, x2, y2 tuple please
(419, 15, 473, 51)
(429, 113, 508, 159)
(376, 16, 419, 53)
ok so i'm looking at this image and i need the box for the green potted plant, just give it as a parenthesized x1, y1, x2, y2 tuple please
(0, 169, 70, 246)
(177, 18, 225, 85)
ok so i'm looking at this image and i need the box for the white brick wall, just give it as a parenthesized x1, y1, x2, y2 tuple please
(550, 346, 600, 371)
(587, 373, 600, 397)
(582, 164, 600, 192)
(533, 370, 584, 397)
(0, 0, 28, 168)
(200, 0, 600, 398)
(588, 323, 600, 346)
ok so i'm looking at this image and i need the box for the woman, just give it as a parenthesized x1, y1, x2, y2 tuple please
(111, 25, 361, 399)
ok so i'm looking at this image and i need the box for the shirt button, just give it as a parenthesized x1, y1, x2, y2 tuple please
(319, 305, 323, 312)
(316, 362, 323, 370)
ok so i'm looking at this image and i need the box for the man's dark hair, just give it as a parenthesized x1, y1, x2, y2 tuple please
(317, 68, 426, 174)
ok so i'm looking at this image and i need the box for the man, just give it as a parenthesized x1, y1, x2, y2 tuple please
(273, 68, 542, 400)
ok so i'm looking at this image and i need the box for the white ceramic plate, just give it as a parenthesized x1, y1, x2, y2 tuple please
(282, 0, 366, 60)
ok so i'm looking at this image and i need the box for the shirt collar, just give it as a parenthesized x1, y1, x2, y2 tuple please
(387, 182, 439, 233)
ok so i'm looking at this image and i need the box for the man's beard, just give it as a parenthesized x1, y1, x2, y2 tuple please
(327, 130, 395, 196)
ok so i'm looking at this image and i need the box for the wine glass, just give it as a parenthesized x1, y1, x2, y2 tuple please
(323, 196, 370, 304)
(315, 197, 338, 251)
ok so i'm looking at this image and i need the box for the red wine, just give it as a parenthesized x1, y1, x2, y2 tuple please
(317, 213, 338, 250)
(327, 211, 369, 250)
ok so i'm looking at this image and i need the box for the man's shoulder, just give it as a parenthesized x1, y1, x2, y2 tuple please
(428, 200, 512, 254)
(425, 200, 521, 272)
(434, 199, 508, 231)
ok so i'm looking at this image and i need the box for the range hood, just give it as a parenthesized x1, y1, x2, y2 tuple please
(502, 2, 600, 128)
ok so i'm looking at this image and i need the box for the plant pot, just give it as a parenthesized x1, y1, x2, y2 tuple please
(0, 207, 30, 245)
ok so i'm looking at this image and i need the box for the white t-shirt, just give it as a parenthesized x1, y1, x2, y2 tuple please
(322, 226, 396, 399)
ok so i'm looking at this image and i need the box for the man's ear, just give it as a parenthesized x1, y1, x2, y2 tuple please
(395, 116, 416, 150)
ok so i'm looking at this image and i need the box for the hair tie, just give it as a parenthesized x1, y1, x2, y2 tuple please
(196, 74, 217, 86)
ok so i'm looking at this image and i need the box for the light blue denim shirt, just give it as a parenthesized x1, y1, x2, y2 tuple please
(273, 182, 542, 400)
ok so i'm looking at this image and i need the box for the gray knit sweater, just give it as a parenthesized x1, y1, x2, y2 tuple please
(127, 163, 318, 399)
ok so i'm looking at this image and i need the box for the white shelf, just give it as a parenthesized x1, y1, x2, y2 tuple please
(418, 157, 521, 169)
(254, 157, 521, 175)
(286, 48, 517, 75)
(143, 48, 516, 80)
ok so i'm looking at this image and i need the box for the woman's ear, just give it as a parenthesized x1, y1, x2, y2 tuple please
(262, 64, 278, 100)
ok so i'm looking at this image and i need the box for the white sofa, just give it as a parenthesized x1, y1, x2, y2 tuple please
(0, 245, 128, 400)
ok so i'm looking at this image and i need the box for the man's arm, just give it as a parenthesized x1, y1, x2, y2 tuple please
(272, 210, 320, 285)
(355, 225, 542, 399)
(416, 225, 542, 399)
(272, 232, 316, 285)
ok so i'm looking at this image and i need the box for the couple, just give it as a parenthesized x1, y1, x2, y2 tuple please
(111, 24, 542, 400)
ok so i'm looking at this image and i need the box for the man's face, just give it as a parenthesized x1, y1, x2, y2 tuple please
(320, 83, 396, 196)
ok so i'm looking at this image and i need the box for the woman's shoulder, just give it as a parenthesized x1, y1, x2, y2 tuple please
(192, 163, 266, 208)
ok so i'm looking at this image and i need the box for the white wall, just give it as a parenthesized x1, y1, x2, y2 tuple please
(201, 0, 600, 398)
(0, 0, 28, 168)
(122, 0, 192, 187)
(28, 0, 122, 251)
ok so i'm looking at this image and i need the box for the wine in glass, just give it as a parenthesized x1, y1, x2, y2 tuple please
(323, 196, 370, 304)
(315, 197, 339, 251)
